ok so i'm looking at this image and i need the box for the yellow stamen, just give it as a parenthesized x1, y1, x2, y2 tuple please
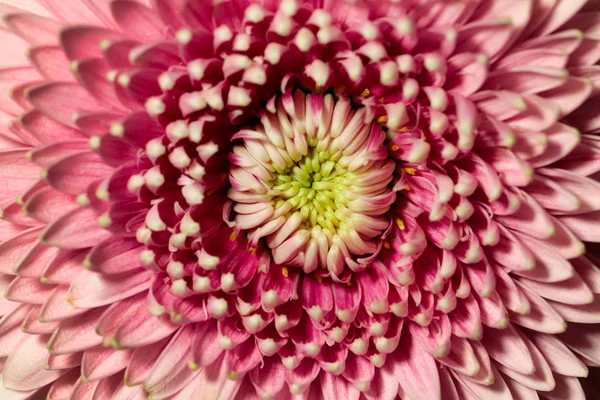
(230, 231, 237, 241)
(396, 218, 406, 230)
(361, 88, 371, 97)
(404, 167, 416, 175)
(337, 86, 346, 94)
(399, 126, 409, 131)
(391, 145, 399, 152)
(404, 185, 411, 191)
(383, 241, 391, 249)
(282, 267, 289, 278)
(227, 371, 239, 380)
(248, 247, 257, 253)
(377, 115, 388, 124)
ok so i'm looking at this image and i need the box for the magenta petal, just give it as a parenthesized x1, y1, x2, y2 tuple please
(85, 237, 142, 274)
(44, 150, 113, 195)
(249, 356, 286, 398)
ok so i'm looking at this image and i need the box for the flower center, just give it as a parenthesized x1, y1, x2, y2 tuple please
(228, 91, 396, 279)
(270, 147, 353, 233)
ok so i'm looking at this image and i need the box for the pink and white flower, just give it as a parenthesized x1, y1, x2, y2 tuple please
(0, 0, 600, 399)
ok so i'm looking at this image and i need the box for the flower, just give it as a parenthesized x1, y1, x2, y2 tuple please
(0, 0, 600, 399)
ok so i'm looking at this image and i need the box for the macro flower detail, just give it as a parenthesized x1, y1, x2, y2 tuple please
(1, 0, 600, 399)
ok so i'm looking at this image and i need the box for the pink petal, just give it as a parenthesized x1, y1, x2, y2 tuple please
(125, 337, 170, 386)
(390, 332, 440, 400)
(510, 282, 566, 334)
(453, 364, 512, 400)
(82, 346, 131, 381)
(495, 330, 555, 391)
(5, 276, 55, 304)
(249, 357, 286, 398)
(40, 285, 86, 322)
(510, 234, 573, 283)
(528, 331, 588, 378)
(47, 369, 80, 400)
(572, 256, 600, 293)
(144, 324, 194, 392)
(319, 370, 360, 400)
(481, 324, 534, 375)
(3, 334, 67, 391)
(47, 307, 107, 354)
(67, 268, 152, 308)
(0, 225, 43, 274)
(533, 0, 588, 36)
(85, 237, 142, 274)
(42, 249, 87, 285)
(66, 378, 98, 400)
(549, 294, 600, 323)
(519, 271, 594, 305)
(196, 354, 244, 400)
(0, 148, 42, 198)
(41, 206, 112, 249)
(559, 211, 600, 242)
(544, 374, 585, 400)
(27, 46, 75, 82)
(110, 0, 165, 42)
(26, 82, 103, 128)
(45, 351, 82, 370)
(44, 150, 113, 195)
(363, 364, 399, 400)
(94, 372, 127, 400)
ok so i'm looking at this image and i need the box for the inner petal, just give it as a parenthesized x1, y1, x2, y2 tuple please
(228, 90, 396, 279)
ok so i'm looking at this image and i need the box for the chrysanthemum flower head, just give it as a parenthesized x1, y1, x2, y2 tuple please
(1, 0, 600, 399)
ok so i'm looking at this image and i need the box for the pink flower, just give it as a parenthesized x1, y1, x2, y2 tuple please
(0, 0, 600, 399)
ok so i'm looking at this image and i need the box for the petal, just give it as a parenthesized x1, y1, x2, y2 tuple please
(390, 333, 440, 400)
(319, 370, 360, 400)
(453, 364, 513, 400)
(26, 82, 102, 128)
(44, 151, 113, 195)
(0, 225, 43, 274)
(0, 148, 42, 198)
(3, 334, 67, 391)
(528, 331, 588, 378)
(47, 307, 106, 354)
(480, 324, 534, 375)
(85, 237, 142, 274)
(82, 347, 131, 381)
(510, 282, 566, 334)
(41, 206, 112, 249)
(110, 0, 165, 42)
(67, 268, 152, 308)
(544, 374, 585, 400)
(124, 336, 170, 386)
